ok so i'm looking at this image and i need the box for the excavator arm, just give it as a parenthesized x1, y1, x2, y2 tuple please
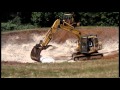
(30, 19, 60, 61)
(30, 19, 81, 62)
(41, 19, 60, 47)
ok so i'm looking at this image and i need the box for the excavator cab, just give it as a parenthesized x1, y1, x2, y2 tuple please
(63, 13, 74, 24)
(63, 13, 79, 27)
(81, 35, 100, 53)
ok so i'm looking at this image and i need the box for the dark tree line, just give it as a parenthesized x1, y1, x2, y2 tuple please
(1, 12, 119, 26)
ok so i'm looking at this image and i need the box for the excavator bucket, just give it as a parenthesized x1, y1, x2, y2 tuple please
(30, 44, 43, 62)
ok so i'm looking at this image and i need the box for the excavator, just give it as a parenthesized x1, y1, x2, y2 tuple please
(30, 13, 103, 62)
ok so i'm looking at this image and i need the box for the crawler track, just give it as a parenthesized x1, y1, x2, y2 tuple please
(72, 53, 103, 61)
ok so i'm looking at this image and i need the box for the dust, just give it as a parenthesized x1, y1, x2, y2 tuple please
(1, 28, 119, 63)
(1, 34, 44, 63)
(41, 39, 78, 60)
(98, 35, 119, 56)
(1, 34, 77, 63)
(2, 43, 35, 63)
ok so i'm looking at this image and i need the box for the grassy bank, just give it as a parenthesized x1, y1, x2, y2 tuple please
(1, 57, 118, 78)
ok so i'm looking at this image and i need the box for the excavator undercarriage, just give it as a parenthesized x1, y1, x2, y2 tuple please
(72, 52, 103, 61)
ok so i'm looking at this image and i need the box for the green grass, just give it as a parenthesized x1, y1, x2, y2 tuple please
(1, 57, 119, 78)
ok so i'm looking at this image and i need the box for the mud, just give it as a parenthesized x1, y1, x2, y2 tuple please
(1, 27, 119, 63)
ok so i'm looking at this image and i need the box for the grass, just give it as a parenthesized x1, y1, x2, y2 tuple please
(1, 57, 119, 78)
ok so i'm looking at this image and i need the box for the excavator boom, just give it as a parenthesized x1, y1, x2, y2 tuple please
(41, 19, 60, 47)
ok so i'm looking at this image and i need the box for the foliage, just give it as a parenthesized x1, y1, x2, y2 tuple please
(31, 12, 119, 26)
(78, 12, 119, 26)
(31, 12, 64, 27)
(1, 12, 119, 31)
(11, 15, 21, 25)
(1, 22, 36, 31)
(1, 21, 17, 31)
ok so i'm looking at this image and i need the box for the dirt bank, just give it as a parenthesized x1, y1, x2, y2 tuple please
(1, 27, 119, 63)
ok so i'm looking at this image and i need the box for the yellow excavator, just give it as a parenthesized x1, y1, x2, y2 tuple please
(30, 13, 103, 62)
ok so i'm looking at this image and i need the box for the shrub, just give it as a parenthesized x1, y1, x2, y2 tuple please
(1, 22, 17, 31)
(1, 22, 36, 31)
